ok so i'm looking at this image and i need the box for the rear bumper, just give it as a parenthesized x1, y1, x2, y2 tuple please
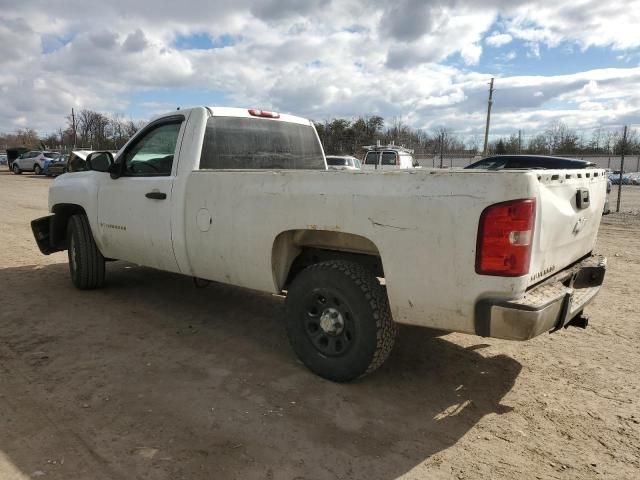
(475, 254, 606, 340)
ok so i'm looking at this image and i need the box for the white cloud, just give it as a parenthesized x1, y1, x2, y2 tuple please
(527, 42, 541, 58)
(503, 1, 640, 51)
(0, 0, 639, 138)
(486, 33, 513, 47)
(497, 50, 517, 62)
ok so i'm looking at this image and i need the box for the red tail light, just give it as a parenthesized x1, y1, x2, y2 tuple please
(476, 199, 536, 277)
(248, 108, 280, 119)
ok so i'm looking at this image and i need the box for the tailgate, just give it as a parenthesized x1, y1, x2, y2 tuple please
(527, 169, 606, 287)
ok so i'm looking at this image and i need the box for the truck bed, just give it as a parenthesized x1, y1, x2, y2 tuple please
(180, 167, 607, 336)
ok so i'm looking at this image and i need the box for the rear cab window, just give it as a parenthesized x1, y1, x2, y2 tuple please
(200, 116, 325, 170)
(381, 151, 397, 166)
(326, 157, 347, 167)
(364, 152, 379, 165)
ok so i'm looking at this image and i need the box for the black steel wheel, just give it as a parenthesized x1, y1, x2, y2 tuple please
(302, 289, 355, 358)
(286, 260, 397, 382)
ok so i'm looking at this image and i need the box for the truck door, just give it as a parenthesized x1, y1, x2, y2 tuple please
(95, 115, 187, 273)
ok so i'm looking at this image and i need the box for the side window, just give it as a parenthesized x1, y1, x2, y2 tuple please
(381, 152, 397, 166)
(364, 152, 379, 165)
(122, 122, 182, 176)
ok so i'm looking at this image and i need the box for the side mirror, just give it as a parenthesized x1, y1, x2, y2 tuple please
(86, 151, 114, 173)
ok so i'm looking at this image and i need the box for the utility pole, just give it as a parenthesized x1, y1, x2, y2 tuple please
(71, 108, 77, 148)
(439, 132, 444, 168)
(616, 125, 627, 213)
(518, 129, 522, 154)
(482, 78, 494, 156)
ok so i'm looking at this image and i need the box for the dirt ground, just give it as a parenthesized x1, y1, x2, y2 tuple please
(0, 168, 638, 480)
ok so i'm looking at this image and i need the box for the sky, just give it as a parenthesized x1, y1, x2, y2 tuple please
(1, 0, 640, 141)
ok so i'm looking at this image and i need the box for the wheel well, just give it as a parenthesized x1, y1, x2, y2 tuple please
(272, 229, 384, 291)
(50, 204, 87, 250)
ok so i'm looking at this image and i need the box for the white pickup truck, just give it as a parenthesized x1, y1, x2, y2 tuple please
(31, 107, 607, 382)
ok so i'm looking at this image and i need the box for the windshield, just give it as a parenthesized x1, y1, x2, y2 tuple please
(200, 117, 325, 170)
(466, 158, 507, 170)
(466, 155, 594, 170)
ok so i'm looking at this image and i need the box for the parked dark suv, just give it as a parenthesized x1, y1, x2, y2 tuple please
(466, 155, 596, 170)
(466, 155, 609, 214)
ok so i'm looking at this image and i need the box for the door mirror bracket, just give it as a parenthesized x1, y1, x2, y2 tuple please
(108, 161, 121, 179)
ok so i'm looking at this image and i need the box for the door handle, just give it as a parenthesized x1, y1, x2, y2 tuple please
(145, 191, 167, 200)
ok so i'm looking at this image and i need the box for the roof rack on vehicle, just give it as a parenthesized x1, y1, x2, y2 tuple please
(361, 140, 414, 154)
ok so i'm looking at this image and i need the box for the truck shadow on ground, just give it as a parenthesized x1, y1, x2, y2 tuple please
(0, 261, 522, 480)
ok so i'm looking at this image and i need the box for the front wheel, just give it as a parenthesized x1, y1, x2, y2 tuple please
(67, 214, 105, 289)
(285, 260, 398, 382)
(34, 164, 42, 175)
(13, 164, 22, 174)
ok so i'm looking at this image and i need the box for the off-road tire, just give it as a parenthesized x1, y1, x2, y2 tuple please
(67, 214, 105, 290)
(13, 164, 21, 174)
(34, 164, 42, 175)
(286, 260, 397, 382)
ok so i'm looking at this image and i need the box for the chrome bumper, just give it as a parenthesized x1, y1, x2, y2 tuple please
(475, 254, 606, 340)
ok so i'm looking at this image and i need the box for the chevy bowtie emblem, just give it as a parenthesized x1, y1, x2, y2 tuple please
(573, 217, 587, 235)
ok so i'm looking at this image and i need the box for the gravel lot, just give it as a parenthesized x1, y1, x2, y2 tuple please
(1, 168, 639, 480)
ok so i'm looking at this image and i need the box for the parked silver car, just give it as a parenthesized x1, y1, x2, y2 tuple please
(12, 151, 56, 175)
(326, 155, 362, 170)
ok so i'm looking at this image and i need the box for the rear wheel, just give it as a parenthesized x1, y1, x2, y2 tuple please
(13, 164, 22, 175)
(34, 164, 42, 175)
(286, 260, 397, 382)
(67, 214, 105, 289)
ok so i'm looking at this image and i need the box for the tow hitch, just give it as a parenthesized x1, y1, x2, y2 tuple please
(565, 313, 589, 330)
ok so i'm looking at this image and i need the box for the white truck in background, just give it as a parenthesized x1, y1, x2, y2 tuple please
(32, 106, 607, 382)
(362, 144, 420, 170)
